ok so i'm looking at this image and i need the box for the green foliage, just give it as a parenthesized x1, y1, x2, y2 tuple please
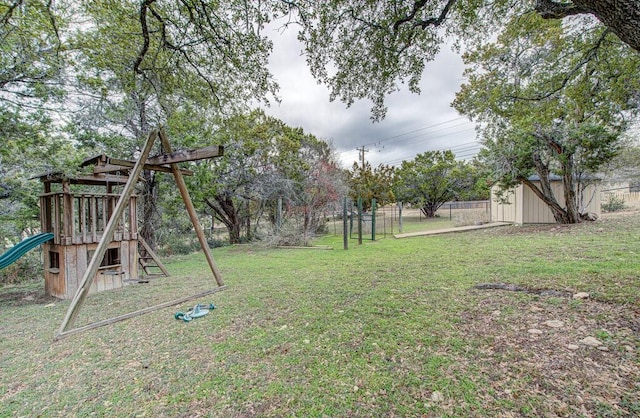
(454, 12, 639, 223)
(393, 150, 475, 217)
(0, 250, 42, 285)
(69, 0, 279, 133)
(0, 107, 83, 239)
(603, 140, 640, 187)
(348, 162, 395, 211)
(289, 0, 640, 119)
(601, 195, 626, 212)
(0, 0, 68, 102)
(187, 110, 345, 244)
(58, 1, 285, 250)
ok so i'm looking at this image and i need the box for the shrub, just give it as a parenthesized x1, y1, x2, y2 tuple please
(601, 195, 626, 212)
(0, 251, 44, 286)
(259, 222, 316, 248)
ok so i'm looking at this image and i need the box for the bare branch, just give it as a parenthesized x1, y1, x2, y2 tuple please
(393, 0, 458, 33)
(134, 0, 158, 75)
(0, 0, 22, 26)
(45, 0, 62, 55)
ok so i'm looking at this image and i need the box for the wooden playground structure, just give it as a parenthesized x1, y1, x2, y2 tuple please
(34, 129, 226, 339)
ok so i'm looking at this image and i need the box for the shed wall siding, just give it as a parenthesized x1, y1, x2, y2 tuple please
(491, 182, 601, 224)
(491, 188, 517, 223)
(515, 184, 524, 225)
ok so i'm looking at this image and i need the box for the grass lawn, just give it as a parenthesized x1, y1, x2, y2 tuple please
(1, 209, 639, 417)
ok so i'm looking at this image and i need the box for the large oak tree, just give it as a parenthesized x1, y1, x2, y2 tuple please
(454, 13, 640, 223)
(393, 150, 475, 218)
(67, 0, 279, 249)
(283, 0, 640, 119)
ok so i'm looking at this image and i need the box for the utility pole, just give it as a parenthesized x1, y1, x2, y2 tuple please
(357, 146, 369, 169)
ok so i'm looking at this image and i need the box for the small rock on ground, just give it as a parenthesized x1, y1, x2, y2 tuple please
(580, 336, 602, 347)
(431, 391, 444, 403)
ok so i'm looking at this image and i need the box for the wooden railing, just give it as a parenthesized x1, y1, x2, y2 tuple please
(40, 193, 137, 245)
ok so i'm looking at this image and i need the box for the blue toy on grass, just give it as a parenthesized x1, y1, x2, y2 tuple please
(174, 303, 216, 322)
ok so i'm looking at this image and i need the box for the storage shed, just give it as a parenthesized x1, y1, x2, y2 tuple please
(491, 176, 601, 224)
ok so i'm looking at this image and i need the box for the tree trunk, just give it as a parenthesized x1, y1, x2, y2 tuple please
(421, 204, 438, 218)
(205, 196, 241, 244)
(132, 94, 160, 250)
(521, 176, 572, 223)
(139, 170, 159, 249)
(530, 149, 571, 223)
(245, 200, 251, 242)
(537, 0, 640, 52)
(576, 0, 640, 52)
(561, 156, 581, 223)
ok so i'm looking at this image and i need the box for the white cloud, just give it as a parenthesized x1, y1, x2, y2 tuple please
(263, 24, 478, 168)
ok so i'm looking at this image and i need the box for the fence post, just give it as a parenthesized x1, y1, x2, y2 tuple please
(371, 198, 376, 241)
(398, 202, 403, 233)
(342, 197, 348, 250)
(276, 197, 282, 233)
(383, 203, 387, 237)
(357, 197, 363, 245)
(349, 200, 353, 239)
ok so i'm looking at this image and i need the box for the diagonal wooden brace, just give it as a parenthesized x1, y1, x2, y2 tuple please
(56, 130, 159, 337)
(158, 129, 224, 287)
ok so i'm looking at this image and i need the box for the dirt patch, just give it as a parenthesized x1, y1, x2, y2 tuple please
(475, 282, 574, 298)
(0, 289, 58, 307)
(478, 210, 639, 238)
(457, 290, 640, 416)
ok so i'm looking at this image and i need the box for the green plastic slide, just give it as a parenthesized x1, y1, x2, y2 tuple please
(0, 233, 54, 270)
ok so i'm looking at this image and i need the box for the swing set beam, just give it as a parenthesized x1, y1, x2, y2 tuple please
(54, 128, 225, 340)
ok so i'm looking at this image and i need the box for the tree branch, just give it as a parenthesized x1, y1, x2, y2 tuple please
(509, 28, 610, 102)
(134, 0, 158, 75)
(45, 0, 62, 56)
(1, 0, 22, 26)
(393, 0, 458, 32)
(535, 0, 590, 20)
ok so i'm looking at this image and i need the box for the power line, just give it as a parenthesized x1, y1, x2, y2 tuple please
(341, 117, 478, 168)
(377, 141, 483, 167)
(359, 117, 469, 148)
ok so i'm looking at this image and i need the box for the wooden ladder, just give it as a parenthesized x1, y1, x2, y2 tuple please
(137, 236, 169, 280)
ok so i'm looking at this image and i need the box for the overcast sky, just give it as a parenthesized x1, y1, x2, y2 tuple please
(262, 25, 480, 168)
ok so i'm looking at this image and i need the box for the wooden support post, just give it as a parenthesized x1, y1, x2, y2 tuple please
(81, 197, 87, 243)
(53, 194, 61, 244)
(56, 130, 159, 337)
(91, 197, 97, 242)
(63, 182, 73, 245)
(130, 196, 137, 238)
(146, 145, 223, 165)
(158, 130, 224, 287)
(55, 286, 226, 340)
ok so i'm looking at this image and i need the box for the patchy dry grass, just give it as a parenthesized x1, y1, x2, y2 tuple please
(1, 210, 639, 417)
